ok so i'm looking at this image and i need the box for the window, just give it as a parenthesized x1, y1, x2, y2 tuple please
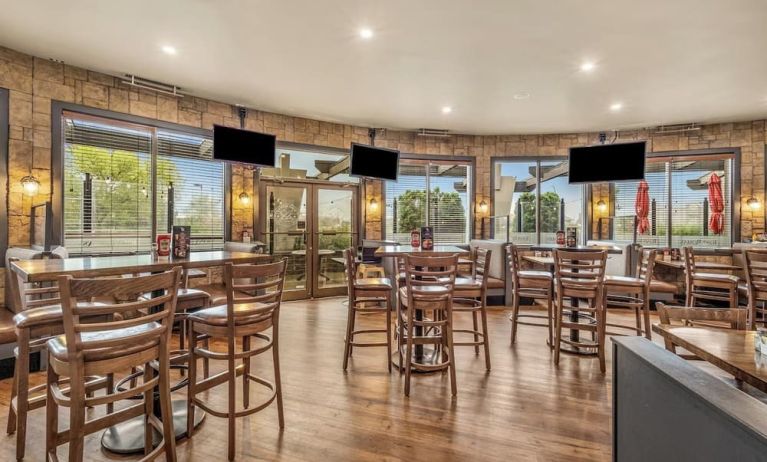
(62, 112, 225, 255)
(260, 147, 359, 183)
(385, 159, 471, 245)
(613, 153, 734, 248)
(493, 159, 584, 244)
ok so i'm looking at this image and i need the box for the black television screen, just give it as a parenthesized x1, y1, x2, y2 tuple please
(213, 125, 276, 167)
(568, 141, 646, 183)
(349, 143, 400, 181)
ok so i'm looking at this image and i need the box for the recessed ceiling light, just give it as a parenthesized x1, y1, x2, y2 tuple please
(610, 102, 623, 112)
(442, 106, 452, 114)
(359, 28, 374, 39)
(161, 45, 177, 55)
(580, 61, 595, 72)
(513, 92, 531, 100)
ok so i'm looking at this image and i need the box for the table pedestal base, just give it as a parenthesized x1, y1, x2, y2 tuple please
(101, 400, 204, 454)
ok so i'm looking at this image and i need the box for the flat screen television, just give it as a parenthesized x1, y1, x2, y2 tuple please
(349, 143, 400, 181)
(568, 141, 646, 183)
(213, 125, 276, 167)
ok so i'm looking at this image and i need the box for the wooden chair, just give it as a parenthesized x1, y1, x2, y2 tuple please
(506, 244, 554, 347)
(342, 248, 393, 372)
(553, 249, 608, 372)
(5, 257, 112, 461)
(186, 260, 287, 461)
(683, 246, 739, 307)
(603, 248, 656, 339)
(744, 249, 767, 329)
(399, 254, 459, 396)
(46, 268, 181, 462)
(656, 302, 748, 356)
(453, 248, 492, 370)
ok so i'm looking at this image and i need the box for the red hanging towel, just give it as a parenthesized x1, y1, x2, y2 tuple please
(635, 180, 650, 234)
(708, 173, 724, 235)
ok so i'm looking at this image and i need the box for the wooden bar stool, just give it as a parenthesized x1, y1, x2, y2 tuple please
(186, 260, 287, 461)
(743, 249, 767, 329)
(399, 254, 459, 397)
(5, 257, 111, 461)
(46, 268, 181, 462)
(603, 248, 656, 339)
(507, 244, 555, 346)
(453, 247, 492, 370)
(342, 248, 393, 372)
(552, 249, 608, 372)
(656, 302, 748, 357)
(683, 246, 739, 307)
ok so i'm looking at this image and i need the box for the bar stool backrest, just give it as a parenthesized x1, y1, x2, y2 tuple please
(744, 250, 767, 297)
(656, 302, 747, 330)
(683, 246, 696, 284)
(8, 256, 63, 311)
(553, 249, 607, 298)
(505, 244, 521, 291)
(403, 254, 458, 311)
(343, 247, 356, 299)
(57, 267, 182, 362)
(473, 248, 492, 290)
(637, 248, 657, 284)
(223, 259, 287, 326)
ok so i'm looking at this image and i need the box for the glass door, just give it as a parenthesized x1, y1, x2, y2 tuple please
(261, 181, 358, 299)
(262, 183, 311, 300)
(313, 186, 357, 298)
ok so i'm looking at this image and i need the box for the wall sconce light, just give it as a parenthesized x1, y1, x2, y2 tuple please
(478, 200, 489, 214)
(747, 196, 761, 211)
(369, 198, 379, 212)
(21, 175, 40, 196)
(239, 192, 251, 205)
(597, 199, 607, 213)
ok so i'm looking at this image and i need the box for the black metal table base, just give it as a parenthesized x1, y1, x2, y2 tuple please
(101, 400, 205, 454)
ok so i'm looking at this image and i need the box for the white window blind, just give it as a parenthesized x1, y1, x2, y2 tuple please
(493, 161, 538, 244)
(539, 160, 583, 244)
(63, 116, 153, 254)
(429, 163, 470, 244)
(613, 160, 669, 247)
(156, 130, 224, 251)
(385, 163, 427, 244)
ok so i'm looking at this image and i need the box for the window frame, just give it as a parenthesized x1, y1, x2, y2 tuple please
(0, 88, 8, 263)
(51, 101, 231, 251)
(381, 153, 475, 244)
(592, 147, 740, 250)
(490, 156, 587, 245)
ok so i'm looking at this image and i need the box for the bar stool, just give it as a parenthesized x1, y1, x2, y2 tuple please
(743, 249, 767, 329)
(603, 248, 656, 339)
(5, 257, 110, 461)
(46, 268, 181, 462)
(552, 249, 608, 372)
(342, 248, 393, 372)
(683, 246, 739, 307)
(186, 260, 287, 461)
(399, 254, 458, 397)
(506, 244, 554, 347)
(453, 247, 492, 370)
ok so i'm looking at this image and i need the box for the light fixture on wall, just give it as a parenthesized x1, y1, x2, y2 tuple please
(369, 198, 379, 212)
(478, 200, 488, 214)
(239, 192, 251, 205)
(21, 175, 40, 196)
(597, 199, 607, 213)
(747, 196, 761, 211)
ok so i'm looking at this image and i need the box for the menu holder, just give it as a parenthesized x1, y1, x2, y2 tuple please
(421, 226, 434, 250)
(172, 225, 191, 259)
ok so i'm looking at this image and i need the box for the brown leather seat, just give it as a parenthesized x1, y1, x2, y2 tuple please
(47, 322, 161, 362)
(188, 302, 271, 326)
(354, 277, 392, 289)
(0, 309, 16, 345)
(399, 285, 451, 300)
(604, 275, 643, 288)
(650, 279, 678, 294)
(486, 277, 505, 289)
(454, 277, 482, 289)
(13, 305, 64, 329)
(519, 270, 553, 280)
(694, 272, 740, 284)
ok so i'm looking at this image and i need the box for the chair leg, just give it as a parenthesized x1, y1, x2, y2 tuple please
(446, 311, 458, 397)
(480, 300, 491, 371)
(6, 342, 18, 436)
(67, 367, 86, 462)
(159, 340, 178, 462)
(633, 296, 643, 336)
(553, 293, 563, 366)
(203, 337, 210, 379)
(348, 303, 358, 359)
(272, 317, 285, 429)
(228, 335, 237, 461)
(642, 297, 652, 340)
(397, 299, 405, 374)
(45, 363, 59, 462)
(546, 289, 554, 349)
(404, 309, 415, 397)
(14, 330, 30, 461)
(386, 295, 393, 373)
(186, 322, 198, 438)
(243, 336, 251, 409)
(510, 292, 520, 345)
(143, 362, 154, 456)
(471, 310, 480, 355)
(343, 300, 354, 371)
(597, 305, 606, 373)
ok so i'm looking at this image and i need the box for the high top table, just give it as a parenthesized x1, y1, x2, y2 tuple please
(9, 250, 271, 454)
(375, 245, 470, 370)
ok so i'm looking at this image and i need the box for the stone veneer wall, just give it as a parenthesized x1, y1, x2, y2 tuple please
(1, 45, 766, 304)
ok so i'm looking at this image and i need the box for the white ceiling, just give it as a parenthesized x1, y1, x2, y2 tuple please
(1, 0, 766, 134)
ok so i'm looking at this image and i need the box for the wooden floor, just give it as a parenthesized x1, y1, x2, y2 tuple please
(0, 298, 641, 461)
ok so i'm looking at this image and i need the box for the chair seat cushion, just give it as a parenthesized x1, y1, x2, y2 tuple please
(694, 272, 740, 284)
(519, 270, 553, 280)
(177, 288, 211, 301)
(486, 277, 505, 289)
(47, 322, 161, 361)
(188, 302, 272, 326)
(354, 277, 392, 290)
(13, 302, 107, 329)
(604, 275, 643, 288)
(398, 285, 451, 300)
(650, 279, 678, 294)
(454, 277, 482, 289)
(0, 308, 16, 344)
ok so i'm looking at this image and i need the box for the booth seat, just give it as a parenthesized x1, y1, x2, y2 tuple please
(469, 239, 509, 304)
